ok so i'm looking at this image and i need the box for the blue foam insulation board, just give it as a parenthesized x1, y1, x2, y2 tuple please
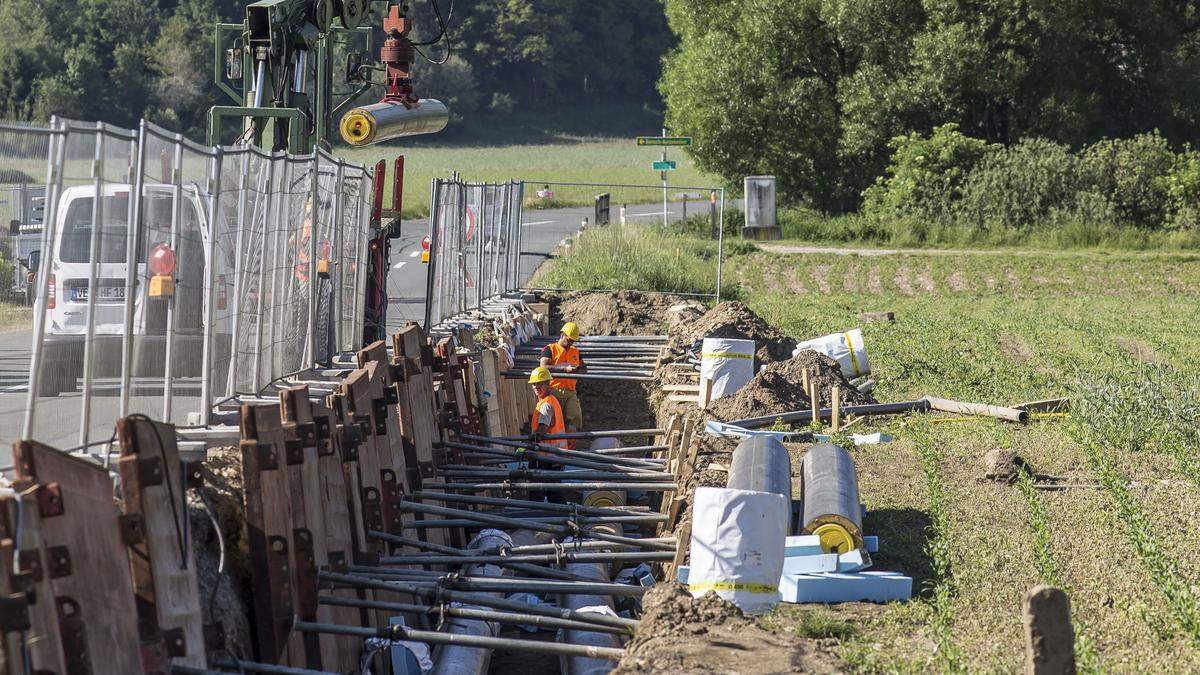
(780, 571, 912, 603)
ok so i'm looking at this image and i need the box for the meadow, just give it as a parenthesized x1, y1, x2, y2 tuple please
(545, 225, 1200, 671)
(336, 139, 720, 218)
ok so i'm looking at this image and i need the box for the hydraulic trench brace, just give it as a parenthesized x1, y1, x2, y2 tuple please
(332, 571, 648, 598)
(365, 529, 585, 581)
(396, 499, 676, 550)
(440, 440, 665, 473)
(318, 571, 637, 631)
(424, 481, 677, 492)
(459, 434, 663, 470)
(317, 595, 632, 635)
(294, 620, 627, 660)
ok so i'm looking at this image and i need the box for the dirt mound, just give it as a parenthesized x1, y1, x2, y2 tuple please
(552, 290, 685, 336)
(671, 301, 797, 363)
(615, 583, 839, 674)
(706, 350, 876, 423)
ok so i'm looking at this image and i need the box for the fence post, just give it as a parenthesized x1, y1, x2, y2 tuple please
(226, 151, 250, 395)
(251, 153, 277, 392)
(331, 160, 345, 352)
(120, 122, 148, 419)
(716, 187, 726, 301)
(79, 123, 107, 447)
(199, 147, 224, 426)
(352, 170, 370, 347)
(306, 152, 320, 366)
(423, 179, 442, 332)
(514, 181, 525, 290)
(23, 118, 68, 438)
(161, 136, 185, 424)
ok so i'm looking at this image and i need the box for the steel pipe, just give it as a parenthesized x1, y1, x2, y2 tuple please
(727, 400, 932, 430)
(366, 530, 582, 581)
(379, 550, 674, 566)
(501, 371, 652, 382)
(924, 396, 1029, 423)
(443, 440, 662, 473)
(495, 429, 665, 440)
(402, 515, 664, 529)
(294, 620, 627, 660)
(426, 481, 676, 492)
(459, 435, 663, 470)
(411, 491, 656, 518)
(437, 469, 675, 482)
(341, 569, 647, 598)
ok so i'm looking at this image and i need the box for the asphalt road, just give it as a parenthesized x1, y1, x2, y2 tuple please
(0, 200, 713, 458)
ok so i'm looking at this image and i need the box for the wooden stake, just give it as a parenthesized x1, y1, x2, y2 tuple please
(832, 386, 841, 432)
(809, 371, 819, 427)
(801, 368, 809, 398)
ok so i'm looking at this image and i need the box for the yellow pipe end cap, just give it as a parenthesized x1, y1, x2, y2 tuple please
(813, 523, 855, 555)
(339, 110, 375, 146)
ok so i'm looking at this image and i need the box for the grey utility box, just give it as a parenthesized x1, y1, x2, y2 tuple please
(742, 175, 779, 240)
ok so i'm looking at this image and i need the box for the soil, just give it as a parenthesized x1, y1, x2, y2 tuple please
(549, 290, 688, 336)
(669, 301, 798, 364)
(613, 584, 841, 674)
(706, 350, 876, 423)
(194, 446, 254, 658)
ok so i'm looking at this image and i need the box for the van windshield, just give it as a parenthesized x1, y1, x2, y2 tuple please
(59, 192, 200, 264)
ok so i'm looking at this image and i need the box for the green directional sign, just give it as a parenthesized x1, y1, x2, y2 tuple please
(637, 136, 692, 147)
(652, 160, 677, 171)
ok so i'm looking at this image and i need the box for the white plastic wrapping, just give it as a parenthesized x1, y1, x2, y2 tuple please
(687, 486, 789, 614)
(699, 337, 756, 400)
(794, 328, 870, 378)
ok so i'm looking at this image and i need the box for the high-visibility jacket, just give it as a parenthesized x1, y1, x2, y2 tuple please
(544, 342, 581, 391)
(531, 394, 567, 447)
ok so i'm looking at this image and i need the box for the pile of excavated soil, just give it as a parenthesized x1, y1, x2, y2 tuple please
(706, 350, 876, 423)
(614, 584, 839, 674)
(670, 301, 798, 363)
(550, 290, 686, 336)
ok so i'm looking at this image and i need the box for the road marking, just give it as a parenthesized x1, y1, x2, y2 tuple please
(0, 384, 28, 394)
(393, 261, 407, 270)
(409, 250, 420, 258)
(626, 211, 675, 218)
(521, 220, 555, 227)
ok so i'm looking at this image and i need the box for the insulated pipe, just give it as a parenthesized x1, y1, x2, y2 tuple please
(339, 99, 450, 146)
(728, 400, 932, 430)
(801, 443, 864, 554)
(559, 525, 625, 674)
(923, 396, 1029, 423)
(431, 529, 511, 675)
(726, 436, 793, 501)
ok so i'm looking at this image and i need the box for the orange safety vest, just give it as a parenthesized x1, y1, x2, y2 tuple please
(546, 342, 581, 391)
(531, 394, 567, 447)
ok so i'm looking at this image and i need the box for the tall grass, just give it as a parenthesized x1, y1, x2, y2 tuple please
(537, 224, 751, 297)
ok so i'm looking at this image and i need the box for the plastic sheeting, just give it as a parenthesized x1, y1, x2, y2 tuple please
(699, 337, 755, 400)
(794, 328, 870, 378)
(687, 486, 789, 614)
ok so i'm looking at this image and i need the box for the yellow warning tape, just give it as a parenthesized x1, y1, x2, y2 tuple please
(687, 581, 779, 594)
(701, 352, 753, 360)
(843, 331, 862, 376)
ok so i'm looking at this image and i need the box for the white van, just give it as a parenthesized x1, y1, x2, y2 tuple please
(37, 182, 235, 396)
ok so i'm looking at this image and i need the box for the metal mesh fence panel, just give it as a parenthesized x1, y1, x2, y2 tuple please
(12, 117, 375, 449)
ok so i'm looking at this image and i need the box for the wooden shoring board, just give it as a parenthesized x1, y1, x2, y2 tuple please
(357, 341, 416, 503)
(326, 393, 368, 558)
(12, 440, 145, 674)
(662, 417, 696, 536)
(239, 404, 301, 666)
(307, 394, 363, 673)
(0, 526, 27, 674)
(393, 325, 452, 548)
(495, 348, 520, 436)
(279, 388, 335, 669)
(477, 348, 505, 439)
(340, 368, 387, 558)
(0, 488, 66, 673)
(115, 416, 207, 669)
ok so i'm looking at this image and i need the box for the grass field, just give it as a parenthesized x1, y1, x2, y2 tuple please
(336, 140, 720, 218)
(0, 301, 32, 332)
(545, 227, 1200, 671)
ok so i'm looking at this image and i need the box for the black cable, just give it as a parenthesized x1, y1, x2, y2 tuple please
(413, 0, 454, 46)
(127, 414, 188, 570)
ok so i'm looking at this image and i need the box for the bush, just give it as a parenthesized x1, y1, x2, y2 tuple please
(862, 123, 995, 224)
(956, 138, 1086, 230)
(1078, 132, 1174, 228)
(1163, 150, 1200, 230)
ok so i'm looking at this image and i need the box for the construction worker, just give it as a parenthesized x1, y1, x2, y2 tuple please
(539, 321, 586, 433)
(528, 367, 568, 448)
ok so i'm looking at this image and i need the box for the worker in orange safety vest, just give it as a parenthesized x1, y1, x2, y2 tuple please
(528, 366, 568, 449)
(538, 321, 586, 434)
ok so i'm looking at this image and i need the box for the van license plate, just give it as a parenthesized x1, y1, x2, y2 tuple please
(72, 285, 126, 302)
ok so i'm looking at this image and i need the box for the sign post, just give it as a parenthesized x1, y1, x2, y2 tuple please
(636, 132, 692, 226)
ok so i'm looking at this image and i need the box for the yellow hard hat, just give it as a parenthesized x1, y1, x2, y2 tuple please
(561, 322, 581, 341)
(528, 366, 553, 384)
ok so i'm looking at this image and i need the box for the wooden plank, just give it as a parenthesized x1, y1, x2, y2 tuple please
(326, 392, 369, 558)
(477, 348, 505, 438)
(239, 404, 298, 665)
(666, 394, 699, 404)
(115, 416, 207, 669)
(393, 325, 452, 547)
(661, 384, 701, 393)
(341, 368, 386, 557)
(12, 440, 145, 674)
(0, 488, 66, 673)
